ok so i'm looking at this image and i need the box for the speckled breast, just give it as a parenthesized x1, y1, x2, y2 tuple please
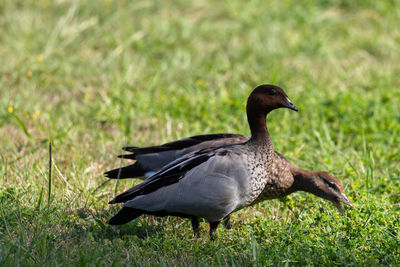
(253, 155, 294, 203)
(245, 147, 274, 206)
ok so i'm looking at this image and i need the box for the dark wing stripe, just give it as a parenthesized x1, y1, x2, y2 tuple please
(109, 172, 183, 203)
(122, 134, 242, 154)
(109, 151, 215, 204)
(153, 153, 211, 179)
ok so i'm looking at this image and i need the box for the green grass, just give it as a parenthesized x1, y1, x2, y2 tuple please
(1, 0, 400, 265)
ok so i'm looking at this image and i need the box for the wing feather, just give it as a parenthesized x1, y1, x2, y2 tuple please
(109, 150, 217, 204)
(122, 133, 245, 154)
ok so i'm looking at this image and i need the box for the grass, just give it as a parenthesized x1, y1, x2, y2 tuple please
(1, 0, 399, 265)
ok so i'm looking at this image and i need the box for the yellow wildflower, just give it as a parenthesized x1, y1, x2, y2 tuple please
(32, 110, 40, 120)
(37, 54, 44, 62)
(27, 71, 32, 77)
(196, 79, 204, 86)
(8, 107, 13, 113)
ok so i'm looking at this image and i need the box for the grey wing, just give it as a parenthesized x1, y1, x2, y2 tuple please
(105, 134, 248, 179)
(109, 149, 216, 204)
(124, 150, 251, 222)
(132, 134, 248, 170)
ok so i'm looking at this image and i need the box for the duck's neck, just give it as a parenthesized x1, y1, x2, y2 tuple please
(288, 168, 320, 196)
(247, 107, 273, 146)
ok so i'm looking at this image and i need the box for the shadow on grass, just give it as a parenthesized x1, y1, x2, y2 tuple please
(69, 206, 171, 241)
(0, 194, 167, 244)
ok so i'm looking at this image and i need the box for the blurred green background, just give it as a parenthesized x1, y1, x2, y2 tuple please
(1, 0, 399, 265)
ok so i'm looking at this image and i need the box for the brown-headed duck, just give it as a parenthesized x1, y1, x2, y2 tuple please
(107, 85, 299, 239)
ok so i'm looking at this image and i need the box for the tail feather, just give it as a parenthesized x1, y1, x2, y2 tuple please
(108, 207, 144, 225)
(104, 162, 148, 179)
(117, 154, 136, 160)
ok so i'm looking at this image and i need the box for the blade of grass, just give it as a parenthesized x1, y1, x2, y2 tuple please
(11, 113, 31, 138)
(48, 141, 52, 206)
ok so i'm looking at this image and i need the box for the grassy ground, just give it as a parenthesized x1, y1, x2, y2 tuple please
(1, 0, 399, 265)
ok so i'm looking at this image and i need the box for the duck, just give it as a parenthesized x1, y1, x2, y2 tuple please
(107, 137, 353, 231)
(107, 84, 299, 239)
(105, 91, 353, 231)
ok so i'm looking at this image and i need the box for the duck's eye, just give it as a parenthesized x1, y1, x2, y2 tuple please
(322, 178, 339, 191)
(267, 90, 277, 96)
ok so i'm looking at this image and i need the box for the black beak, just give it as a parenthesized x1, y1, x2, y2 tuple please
(285, 97, 298, 112)
(334, 193, 353, 215)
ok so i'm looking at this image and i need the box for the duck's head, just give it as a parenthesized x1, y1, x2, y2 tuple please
(247, 84, 298, 114)
(310, 172, 353, 214)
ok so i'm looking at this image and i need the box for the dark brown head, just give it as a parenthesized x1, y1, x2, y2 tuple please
(246, 85, 298, 140)
(308, 172, 353, 214)
(247, 84, 298, 115)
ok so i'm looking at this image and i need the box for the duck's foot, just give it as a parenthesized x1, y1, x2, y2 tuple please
(191, 217, 200, 237)
(209, 221, 220, 241)
(222, 215, 232, 230)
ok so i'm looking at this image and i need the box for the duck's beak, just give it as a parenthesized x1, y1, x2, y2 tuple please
(333, 193, 353, 215)
(284, 97, 298, 112)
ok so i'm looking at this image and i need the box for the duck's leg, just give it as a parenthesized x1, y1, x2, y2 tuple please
(209, 221, 221, 240)
(190, 217, 200, 237)
(222, 215, 232, 230)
